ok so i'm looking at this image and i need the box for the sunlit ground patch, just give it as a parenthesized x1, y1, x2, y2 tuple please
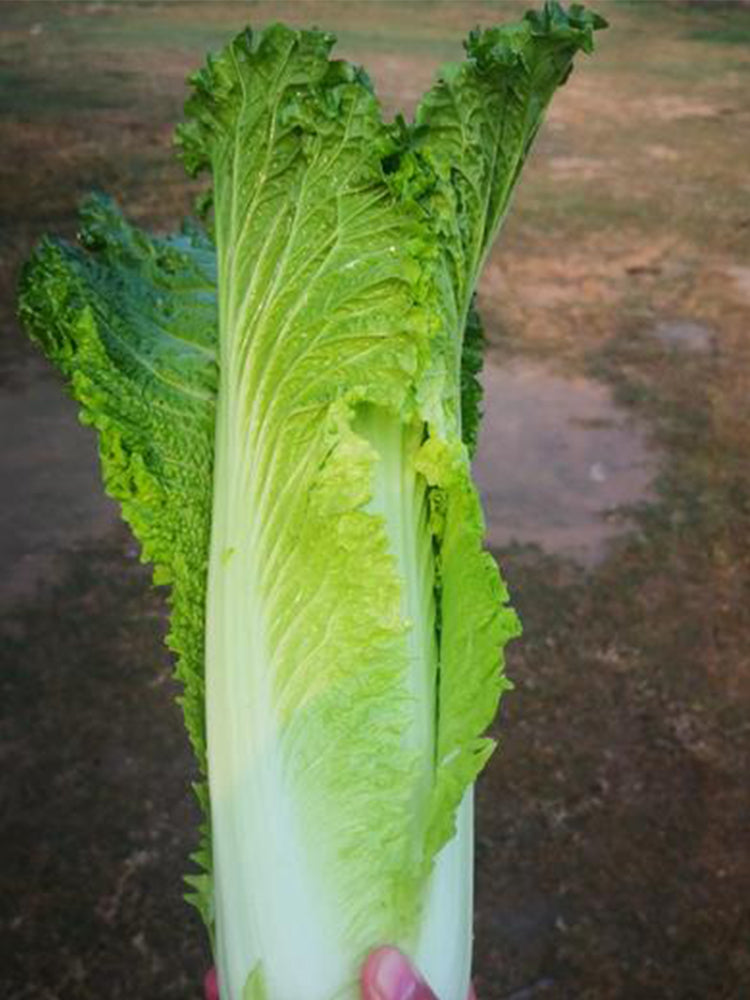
(473, 359, 658, 567)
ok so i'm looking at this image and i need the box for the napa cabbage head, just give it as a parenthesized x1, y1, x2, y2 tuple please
(18, 5, 605, 999)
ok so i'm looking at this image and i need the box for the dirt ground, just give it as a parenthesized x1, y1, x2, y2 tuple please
(1, 2, 749, 998)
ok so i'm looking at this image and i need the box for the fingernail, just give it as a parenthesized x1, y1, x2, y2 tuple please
(364, 948, 435, 1000)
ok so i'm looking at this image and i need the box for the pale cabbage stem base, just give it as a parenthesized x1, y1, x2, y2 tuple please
(206, 385, 473, 999)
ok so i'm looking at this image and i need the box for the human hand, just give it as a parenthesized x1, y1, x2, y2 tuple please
(204, 948, 476, 999)
(361, 948, 476, 1000)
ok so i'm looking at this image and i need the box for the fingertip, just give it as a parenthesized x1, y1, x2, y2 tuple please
(361, 947, 437, 1000)
(204, 967, 219, 1000)
(361, 946, 389, 985)
(361, 947, 394, 998)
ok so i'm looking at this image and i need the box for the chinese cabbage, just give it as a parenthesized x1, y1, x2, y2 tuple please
(18, 5, 604, 999)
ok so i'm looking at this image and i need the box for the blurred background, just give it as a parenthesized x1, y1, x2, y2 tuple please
(1, 2, 749, 997)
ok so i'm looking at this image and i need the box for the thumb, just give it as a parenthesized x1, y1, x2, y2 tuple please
(361, 948, 438, 1000)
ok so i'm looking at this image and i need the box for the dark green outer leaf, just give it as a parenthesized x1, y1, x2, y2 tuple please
(18, 193, 218, 926)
